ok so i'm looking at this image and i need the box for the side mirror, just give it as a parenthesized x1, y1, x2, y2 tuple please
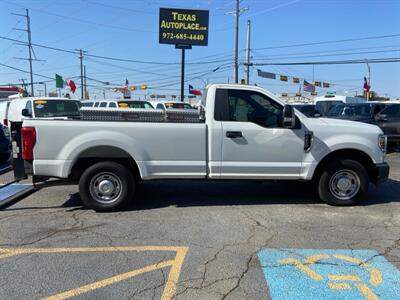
(21, 108, 32, 117)
(282, 105, 296, 128)
(376, 114, 388, 122)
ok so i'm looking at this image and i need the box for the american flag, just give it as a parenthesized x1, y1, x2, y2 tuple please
(303, 80, 315, 92)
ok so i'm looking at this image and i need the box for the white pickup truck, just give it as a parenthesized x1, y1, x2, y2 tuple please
(19, 84, 389, 211)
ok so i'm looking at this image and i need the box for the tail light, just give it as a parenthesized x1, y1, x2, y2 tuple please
(21, 127, 36, 160)
(3, 119, 8, 126)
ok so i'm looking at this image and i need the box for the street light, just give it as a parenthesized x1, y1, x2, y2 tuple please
(38, 82, 47, 97)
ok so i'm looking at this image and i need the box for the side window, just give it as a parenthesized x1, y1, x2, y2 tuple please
(109, 102, 117, 108)
(100, 102, 107, 107)
(227, 90, 283, 128)
(156, 104, 164, 109)
(94, 102, 100, 107)
(382, 105, 400, 118)
(25, 101, 33, 116)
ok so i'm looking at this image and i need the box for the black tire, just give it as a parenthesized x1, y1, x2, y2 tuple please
(317, 159, 369, 206)
(79, 161, 135, 212)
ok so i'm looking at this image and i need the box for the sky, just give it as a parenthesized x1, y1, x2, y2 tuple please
(0, 0, 399, 100)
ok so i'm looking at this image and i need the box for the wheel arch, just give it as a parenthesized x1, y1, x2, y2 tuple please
(312, 148, 377, 184)
(69, 145, 142, 182)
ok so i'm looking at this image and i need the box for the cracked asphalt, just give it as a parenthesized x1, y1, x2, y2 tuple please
(0, 152, 399, 299)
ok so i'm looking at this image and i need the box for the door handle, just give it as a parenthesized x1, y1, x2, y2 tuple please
(226, 131, 243, 138)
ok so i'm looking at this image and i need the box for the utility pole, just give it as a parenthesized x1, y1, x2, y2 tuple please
(245, 19, 251, 84)
(76, 49, 87, 99)
(84, 65, 87, 99)
(234, 0, 239, 83)
(12, 9, 38, 96)
(229, 1, 248, 84)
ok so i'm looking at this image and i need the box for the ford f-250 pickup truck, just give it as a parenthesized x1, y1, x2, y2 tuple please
(19, 84, 389, 211)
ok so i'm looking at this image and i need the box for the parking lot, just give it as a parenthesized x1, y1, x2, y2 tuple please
(0, 152, 399, 299)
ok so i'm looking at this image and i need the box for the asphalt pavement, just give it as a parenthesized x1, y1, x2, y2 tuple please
(0, 153, 399, 299)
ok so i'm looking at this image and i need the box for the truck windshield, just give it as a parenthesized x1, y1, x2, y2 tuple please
(33, 100, 81, 118)
(165, 103, 194, 109)
(315, 101, 342, 116)
(118, 101, 153, 109)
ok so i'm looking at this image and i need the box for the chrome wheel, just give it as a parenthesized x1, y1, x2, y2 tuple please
(329, 169, 360, 200)
(89, 172, 122, 204)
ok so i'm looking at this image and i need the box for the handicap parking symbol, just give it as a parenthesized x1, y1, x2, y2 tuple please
(258, 249, 400, 300)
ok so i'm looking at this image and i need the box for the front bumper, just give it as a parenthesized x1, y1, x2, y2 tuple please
(374, 162, 390, 185)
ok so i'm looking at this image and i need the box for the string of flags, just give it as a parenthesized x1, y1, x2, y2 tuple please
(257, 69, 331, 93)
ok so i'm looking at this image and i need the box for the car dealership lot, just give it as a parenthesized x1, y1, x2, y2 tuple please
(0, 153, 399, 299)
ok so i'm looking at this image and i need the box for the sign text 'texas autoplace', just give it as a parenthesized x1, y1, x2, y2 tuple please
(159, 8, 209, 46)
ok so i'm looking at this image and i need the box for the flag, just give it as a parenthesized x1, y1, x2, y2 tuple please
(280, 75, 288, 82)
(66, 79, 76, 93)
(363, 77, 370, 92)
(55, 74, 64, 88)
(257, 69, 276, 79)
(189, 84, 202, 96)
(303, 80, 315, 92)
(323, 82, 330, 88)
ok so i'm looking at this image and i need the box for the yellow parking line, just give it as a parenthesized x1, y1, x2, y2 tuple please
(162, 247, 188, 300)
(0, 246, 189, 300)
(44, 260, 174, 300)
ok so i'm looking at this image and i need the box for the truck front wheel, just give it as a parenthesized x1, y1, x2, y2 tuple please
(79, 161, 135, 211)
(317, 159, 369, 206)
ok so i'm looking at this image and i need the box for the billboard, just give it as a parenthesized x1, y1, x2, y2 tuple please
(159, 8, 209, 46)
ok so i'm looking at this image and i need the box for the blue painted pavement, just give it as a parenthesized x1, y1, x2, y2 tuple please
(258, 248, 400, 300)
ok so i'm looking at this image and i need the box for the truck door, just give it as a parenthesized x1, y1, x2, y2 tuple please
(217, 88, 304, 179)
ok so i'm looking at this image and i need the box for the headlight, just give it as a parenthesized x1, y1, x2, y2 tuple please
(378, 134, 387, 152)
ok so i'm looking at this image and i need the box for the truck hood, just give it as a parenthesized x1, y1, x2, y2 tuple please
(303, 117, 383, 135)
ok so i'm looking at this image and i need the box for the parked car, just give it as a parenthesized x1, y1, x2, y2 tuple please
(19, 84, 388, 211)
(293, 104, 321, 117)
(314, 95, 366, 116)
(152, 101, 196, 110)
(6, 97, 81, 126)
(0, 124, 10, 163)
(326, 103, 387, 123)
(81, 100, 154, 109)
(375, 103, 400, 144)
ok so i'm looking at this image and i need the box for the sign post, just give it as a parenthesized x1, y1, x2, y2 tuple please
(159, 8, 209, 102)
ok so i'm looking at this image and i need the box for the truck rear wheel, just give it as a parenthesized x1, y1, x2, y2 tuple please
(79, 161, 135, 211)
(317, 159, 369, 206)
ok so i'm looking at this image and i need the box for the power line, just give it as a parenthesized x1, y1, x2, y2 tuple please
(251, 49, 400, 61)
(251, 57, 400, 66)
(252, 34, 400, 51)
(0, 63, 53, 79)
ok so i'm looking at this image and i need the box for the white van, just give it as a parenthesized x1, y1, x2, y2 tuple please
(81, 100, 154, 109)
(7, 97, 81, 125)
(314, 95, 366, 116)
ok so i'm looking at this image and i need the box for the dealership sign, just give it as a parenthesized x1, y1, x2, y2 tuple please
(159, 8, 209, 46)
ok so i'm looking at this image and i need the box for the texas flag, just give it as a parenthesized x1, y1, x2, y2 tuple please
(188, 84, 202, 96)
